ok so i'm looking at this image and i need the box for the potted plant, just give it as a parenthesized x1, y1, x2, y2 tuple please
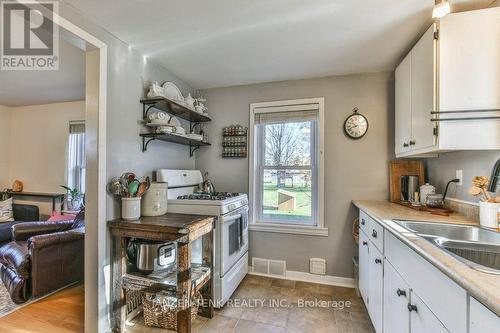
(61, 185, 84, 211)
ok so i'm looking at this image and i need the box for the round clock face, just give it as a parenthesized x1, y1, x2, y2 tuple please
(344, 113, 368, 139)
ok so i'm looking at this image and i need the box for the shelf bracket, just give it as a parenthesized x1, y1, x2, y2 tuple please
(142, 103, 156, 120)
(190, 144, 200, 157)
(190, 121, 201, 133)
(142, 136, 156, 152)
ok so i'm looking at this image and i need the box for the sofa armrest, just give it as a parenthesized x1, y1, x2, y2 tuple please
(12, 221, 74, 241)
(28, 230, 83, 251)
(28, 231, 84, 298)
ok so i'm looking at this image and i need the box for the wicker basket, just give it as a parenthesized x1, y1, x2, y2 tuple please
(142, 291, 201, 330)
(352, 217, 359, 245)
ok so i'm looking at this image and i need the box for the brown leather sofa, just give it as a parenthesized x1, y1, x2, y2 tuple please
(0, 214, 84, 304)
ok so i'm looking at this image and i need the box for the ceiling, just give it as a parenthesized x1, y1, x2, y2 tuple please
(0, 38, 85, 107)
(63, 0, 493, 89)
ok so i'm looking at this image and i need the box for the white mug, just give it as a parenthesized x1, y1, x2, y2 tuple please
(479, 201, 499, 229)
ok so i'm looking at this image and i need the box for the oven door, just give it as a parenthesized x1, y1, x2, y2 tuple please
(220, 206, 249, 276)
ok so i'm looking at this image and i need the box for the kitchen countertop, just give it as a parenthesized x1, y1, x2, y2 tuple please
(352, 200, 500, 316)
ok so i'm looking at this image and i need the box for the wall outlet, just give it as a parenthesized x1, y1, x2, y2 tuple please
(456, 170, 463, 186)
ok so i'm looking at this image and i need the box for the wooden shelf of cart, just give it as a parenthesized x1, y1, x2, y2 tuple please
(108, 213, 215, 333)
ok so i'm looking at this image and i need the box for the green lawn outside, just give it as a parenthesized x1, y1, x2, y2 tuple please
(262, 184, 312, 221)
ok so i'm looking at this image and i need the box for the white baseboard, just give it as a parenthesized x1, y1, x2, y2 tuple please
(248, 266, 356, 288)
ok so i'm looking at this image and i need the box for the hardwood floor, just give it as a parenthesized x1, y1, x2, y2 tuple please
(0, 284, 84, 333)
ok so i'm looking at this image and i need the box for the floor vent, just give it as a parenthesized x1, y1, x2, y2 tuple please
(252, 257, 286, 277)
(310, 258, 326, 275)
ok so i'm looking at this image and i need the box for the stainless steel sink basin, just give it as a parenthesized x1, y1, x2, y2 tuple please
(394, 220, 500, 275)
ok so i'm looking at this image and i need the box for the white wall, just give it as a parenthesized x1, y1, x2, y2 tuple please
(54, 4, 197, 332)
(5, 101, 85, 215)
(196, 72, 394, 278)
(0, 105, 11, 190)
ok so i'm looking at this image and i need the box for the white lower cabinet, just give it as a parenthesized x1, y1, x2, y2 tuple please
(368, 245, 384, 333)
(384, 261, 410, 333)
(469, 297, 500, 333)
(358, 230, 370, 307)
(409, 292, 449, 333)
(358, 209, 498, 333)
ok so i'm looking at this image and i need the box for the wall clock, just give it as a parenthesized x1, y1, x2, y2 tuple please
(343, 107, 368, 139)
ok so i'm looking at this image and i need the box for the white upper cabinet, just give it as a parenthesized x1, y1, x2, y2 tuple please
(395, 7, 500, 158)
(395, 53, 412, 155)
(410, 25, 436, 152)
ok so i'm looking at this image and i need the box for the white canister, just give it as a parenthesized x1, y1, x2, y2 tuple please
(419, 183, 436, 205)
(479, 201, 500, 229)
(141, 182, 168, 216)
(122, 197, 141, 220)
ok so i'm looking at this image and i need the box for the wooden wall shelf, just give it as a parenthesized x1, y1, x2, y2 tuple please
(141, 97, 211, 123)
(140, 133, 211, 156)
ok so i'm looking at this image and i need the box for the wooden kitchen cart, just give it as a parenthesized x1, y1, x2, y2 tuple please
(108, 213, 215, 333)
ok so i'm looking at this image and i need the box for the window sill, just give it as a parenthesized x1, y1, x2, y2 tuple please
(249, 223, 328, 236)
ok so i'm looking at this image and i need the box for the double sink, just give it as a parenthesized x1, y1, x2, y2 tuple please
(393, 220, 500, 275)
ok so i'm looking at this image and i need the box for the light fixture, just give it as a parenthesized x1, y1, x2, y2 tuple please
(432, 0, 451, 18)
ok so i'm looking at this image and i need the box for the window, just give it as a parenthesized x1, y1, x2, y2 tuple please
(67, 121, 86, 194)
(249, 98, 326, 236)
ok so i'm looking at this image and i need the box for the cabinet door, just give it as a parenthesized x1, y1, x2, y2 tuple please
(469, 297, 500, 333)
(358, 230, 370, 307)
(410, 24, 436, 151)
(384, 260, 410, 333)
(395, 53, 412, 155)
(409, 292, 449, 333)
(368, 244, 384, 333)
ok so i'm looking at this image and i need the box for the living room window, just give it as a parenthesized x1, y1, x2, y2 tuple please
(67, 121, 86, 194)
(249, 98, 326, 236)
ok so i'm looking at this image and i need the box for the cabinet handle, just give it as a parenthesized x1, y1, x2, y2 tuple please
(409, 140, 416, 145)
(372, 229, 377, 238)
(403, 143, 409, 147)
(362, 241, 368, 246)
(375, 258, 382, 264)
(361, 219, 365, 225)
(408, 303, 418, 312)
(396, 289, 406, 297)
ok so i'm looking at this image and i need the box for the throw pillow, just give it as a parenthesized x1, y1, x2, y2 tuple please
(0, 198, 14, 222)
(47, 211, 76, 222)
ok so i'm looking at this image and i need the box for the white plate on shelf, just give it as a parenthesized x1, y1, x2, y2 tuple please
(162, 82, 183, 102)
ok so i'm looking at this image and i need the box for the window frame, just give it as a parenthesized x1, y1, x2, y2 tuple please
(249, 98, 327, 237)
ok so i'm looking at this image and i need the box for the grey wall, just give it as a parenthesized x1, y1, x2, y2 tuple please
(427, 151, 500, 201)
(196, 72, 395, 278)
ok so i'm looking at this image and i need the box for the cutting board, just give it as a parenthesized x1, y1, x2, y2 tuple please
(390, 160, 425, 203)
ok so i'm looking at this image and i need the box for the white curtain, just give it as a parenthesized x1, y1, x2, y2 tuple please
(68, 121, 86, 193)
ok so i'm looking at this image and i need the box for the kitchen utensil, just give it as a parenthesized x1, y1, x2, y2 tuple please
(162, 82, 183, 101)
(196, 172, 216, 194)
(107, 177, 124, 196)
(390, 160, 424, 203)
(184, 93, 195, 109)
(419, 183, 436, 204)
(128, 239, 176, 274)
(141, 182, 168, 216)
(128, 180, 140, 197)
(400, 175, 419, 203)
(136, 181, 148, 197)
(426, 193, 444, 208)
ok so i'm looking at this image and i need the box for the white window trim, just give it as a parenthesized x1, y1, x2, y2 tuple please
(249, 97, 326, 237)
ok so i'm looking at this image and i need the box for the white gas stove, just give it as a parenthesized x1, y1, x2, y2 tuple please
(157, 169, 249, 307)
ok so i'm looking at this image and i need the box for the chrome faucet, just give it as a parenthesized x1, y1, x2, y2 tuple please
(488, 158, 500, 192)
